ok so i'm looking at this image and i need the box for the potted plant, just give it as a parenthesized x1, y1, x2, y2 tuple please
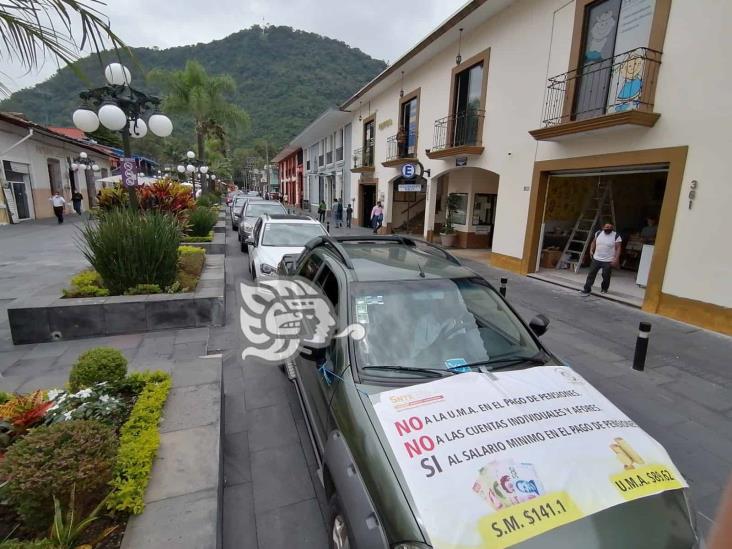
(440, 194, 461, 247)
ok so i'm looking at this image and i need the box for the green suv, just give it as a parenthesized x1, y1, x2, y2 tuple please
(280, 236, 699, 549)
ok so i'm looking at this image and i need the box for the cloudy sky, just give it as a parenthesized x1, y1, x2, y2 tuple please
(1, 0, 467, 93)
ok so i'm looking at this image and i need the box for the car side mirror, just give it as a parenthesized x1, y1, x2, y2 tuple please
(245, 237, 255, 247)
(529, 314, 549, 337)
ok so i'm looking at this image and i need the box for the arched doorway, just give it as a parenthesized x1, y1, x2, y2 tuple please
(390, 175, 427, 235)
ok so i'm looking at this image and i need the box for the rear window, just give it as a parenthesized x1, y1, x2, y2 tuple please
(246, 202, 287, 217)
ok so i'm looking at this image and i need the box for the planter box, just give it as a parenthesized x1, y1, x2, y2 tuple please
(187, 232, 225, 255)
(7, 254, 225, 344)
(213, 220, 225, 234)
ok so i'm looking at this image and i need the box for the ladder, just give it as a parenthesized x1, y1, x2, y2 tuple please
(557, 179, 616, 273)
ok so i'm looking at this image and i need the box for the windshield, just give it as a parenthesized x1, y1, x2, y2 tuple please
(246, 202, 286, 217)
(262, 223, 325, 247)
(233, 198, 247, 209)
(517, 489, 696, 548)
(351, 278, 541, 373)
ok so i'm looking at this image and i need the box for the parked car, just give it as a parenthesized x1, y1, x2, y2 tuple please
(237, 200, 287, 246)
(278, 235, 700, 549)
(230, 195, 250, 230)
(245, 215, 326, 277)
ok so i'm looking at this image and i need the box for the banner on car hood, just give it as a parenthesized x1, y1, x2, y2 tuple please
(370, 367, 686, 549)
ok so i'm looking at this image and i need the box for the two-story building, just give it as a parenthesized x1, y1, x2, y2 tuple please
(276, 108, 353, 216)
(0, 113, 116, 224)
(272, 147, 303, 207)
(337, 0, 730, 334)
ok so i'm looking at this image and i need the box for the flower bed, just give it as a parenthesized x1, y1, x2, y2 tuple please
(180, 231, 213, 243)
(0, 347, 171, 548)
(63, 246, 206, 298)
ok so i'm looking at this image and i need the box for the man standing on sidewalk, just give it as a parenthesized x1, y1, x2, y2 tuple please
(49, 191, 66, 224)
(581, 222, 621, 295)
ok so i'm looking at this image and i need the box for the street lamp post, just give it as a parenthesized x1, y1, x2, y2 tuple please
(72, 62, 174, 208)
(70, 151, 101, 204)
(176, 151, 211, 198)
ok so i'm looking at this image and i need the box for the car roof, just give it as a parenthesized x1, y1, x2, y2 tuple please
(313, 239, 473, 282)
(264, 214, 316, 222)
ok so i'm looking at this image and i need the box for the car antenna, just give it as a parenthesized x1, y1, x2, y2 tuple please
(417, 262, 426, 278)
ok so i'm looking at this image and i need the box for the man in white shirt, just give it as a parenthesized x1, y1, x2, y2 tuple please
(581, 222, 622, 295)
(49, 191, 66, 224)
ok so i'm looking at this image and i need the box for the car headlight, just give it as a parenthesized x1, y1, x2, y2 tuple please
(260, 263, 275, 274)
(392, 544, 431, 549)
(243, 222, 253, 230)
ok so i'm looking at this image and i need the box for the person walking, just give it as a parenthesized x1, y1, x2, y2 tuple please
(71, 191, 83, 215)
(370, 201, 384, 234)
(581, 222, 622, 295)
(333, 198, 343, 228)
(318, 200, 326, 223)
(346, 203, 353, 228)
(49, 191, 66, 224)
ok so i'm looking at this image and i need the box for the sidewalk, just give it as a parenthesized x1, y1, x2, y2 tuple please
(452, 249, 732, 535)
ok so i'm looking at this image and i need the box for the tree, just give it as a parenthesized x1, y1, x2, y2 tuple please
(0, 0, 126, 95)
(150, 60, 249, 190)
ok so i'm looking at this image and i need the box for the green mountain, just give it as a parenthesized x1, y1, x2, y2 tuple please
(0, 26, 385, 155)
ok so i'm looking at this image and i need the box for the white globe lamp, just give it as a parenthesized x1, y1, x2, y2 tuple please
(200, 165, 209, 174)
(211, 175, 217, 180)
(186, 151, 195, 160)
(177, 165, 185, 173)
(80, 151, 88, 159)
(92, 164, 101, 172)
(129, 118, 148, 139)
(72, 108, 99, 132)
(98, 103, 127, 131)
(71, 162, 79, 171)
(104, 63, 131, 86)
(79, 163, 88, 171)
(148, 114, 173, 137)
(186, 164, 195, 173)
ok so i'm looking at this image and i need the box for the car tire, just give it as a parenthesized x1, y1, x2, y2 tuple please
(250, 263, 256, 280)
(240, 241, 246, 253)
(237, 232, 241, 242)
(328, 493, 353, 549)
(232, 225, 237, 232)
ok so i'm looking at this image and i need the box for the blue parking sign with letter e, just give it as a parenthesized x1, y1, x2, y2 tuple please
(401, 163, 416, 179)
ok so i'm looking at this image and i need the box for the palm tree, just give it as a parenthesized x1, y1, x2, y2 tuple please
(0, 0, 126, 95)
(151, 60, 249, 188)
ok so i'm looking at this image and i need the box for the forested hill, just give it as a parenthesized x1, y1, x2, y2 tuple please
(0, 26, 386, 148)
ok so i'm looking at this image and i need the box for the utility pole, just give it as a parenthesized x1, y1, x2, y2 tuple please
(265, 140, 270, 195)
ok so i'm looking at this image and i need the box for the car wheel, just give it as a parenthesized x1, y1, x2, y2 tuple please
(240, 241, 246, 253)
(328, 494, 352, 549)
(232, 224, 237, 232)
(250, 263, 256, 280)
(237, 232, 241, 241)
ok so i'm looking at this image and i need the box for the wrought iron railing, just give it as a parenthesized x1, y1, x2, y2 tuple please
(386, 129, 418, 161)
(326, 151, 333, 164)
(319, 154, 324, 166)
(336, 147, 343, 162)
(540, 47, 662, 127)
(432, 109, 485, 151)
(352, 139, 375, 169)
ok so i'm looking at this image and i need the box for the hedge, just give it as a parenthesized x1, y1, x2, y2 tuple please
(106, 371, 172, 514)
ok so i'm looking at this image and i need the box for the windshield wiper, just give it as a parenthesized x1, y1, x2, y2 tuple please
(362, 366, 450, 378)
(460, 353, 549, 371)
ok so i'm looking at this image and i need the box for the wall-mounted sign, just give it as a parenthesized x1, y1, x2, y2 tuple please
(120, 158, 138, 188)
(401, 163, 417, 179)
(398, 183, 423, 192)
(378, 119, 393, 131)
(456, 156, 468, 167)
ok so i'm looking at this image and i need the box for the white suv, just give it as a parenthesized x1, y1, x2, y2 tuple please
(246, 214, 327, 279)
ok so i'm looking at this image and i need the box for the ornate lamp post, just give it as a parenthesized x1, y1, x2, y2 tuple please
(70, 151, 101, 204)
(72, 63, 174, 207)
(176, 150, 210, 197)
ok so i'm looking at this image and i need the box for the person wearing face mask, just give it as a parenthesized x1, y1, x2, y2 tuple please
(581, 222, 622, 296)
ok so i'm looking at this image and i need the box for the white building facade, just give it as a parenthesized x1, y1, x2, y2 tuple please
(336, 0, 730, 335)
(0, 114, 115, 224)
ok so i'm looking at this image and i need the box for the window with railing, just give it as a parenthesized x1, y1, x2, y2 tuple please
(352, 138, 374, 170)
(319, 154, 324, 166)
(386, 129, 418, 161)
(540, 47, 661, 127)
(326, 151, 333, 164)
(432, 110, 485, 151)
(336, 147, 343, 162)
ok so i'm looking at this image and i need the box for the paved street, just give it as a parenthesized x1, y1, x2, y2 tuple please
(1, 215, 730, 545)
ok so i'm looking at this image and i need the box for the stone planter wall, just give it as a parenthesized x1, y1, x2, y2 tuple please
(7, 254, 225, 345)
(186, 232, 226, 255)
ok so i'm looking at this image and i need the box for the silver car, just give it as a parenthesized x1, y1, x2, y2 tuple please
(237, 200, 287, 249)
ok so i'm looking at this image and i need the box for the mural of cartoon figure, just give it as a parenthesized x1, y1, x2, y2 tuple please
(585, 10, 617, 62)
(614, 53, 645, 111)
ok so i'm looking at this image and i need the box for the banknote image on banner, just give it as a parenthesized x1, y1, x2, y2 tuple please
(370, 367, 687, 549)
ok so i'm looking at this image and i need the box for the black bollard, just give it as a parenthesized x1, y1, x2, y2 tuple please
(499, 277, 508, 297)
(326, 221, 330, 233)
(632, 322, 652, 371)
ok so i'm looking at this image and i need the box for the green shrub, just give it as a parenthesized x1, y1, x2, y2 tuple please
(70, 270, 102, 288)
(178, 245, 205, 256)
(185, 206, 218, 237)
(124, 283, 162, 295)
(177, 246, 206, 291)
(0, 420, 117, 529)
(62, 269, 110, 298)
(0, 391, 11, 404)
(196, 192, 219, 208)
(0, 540, 55, 549)
(68, 347, 128, 392)
(180, 233, 213, 243)
(78, 209, 181, 295)
(62, 285, 110, 298)
(107, 371, 172, 514)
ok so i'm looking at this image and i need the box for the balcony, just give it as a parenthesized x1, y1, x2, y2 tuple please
(426, 110, 485, 159)
(326, 151, 333, 164)
(336, 146, 343, 162)
(530, 48, 662, 141)
(382, 130, 418, 167)
(352, 140, 375, 172)
(318, 154, 324, 166)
